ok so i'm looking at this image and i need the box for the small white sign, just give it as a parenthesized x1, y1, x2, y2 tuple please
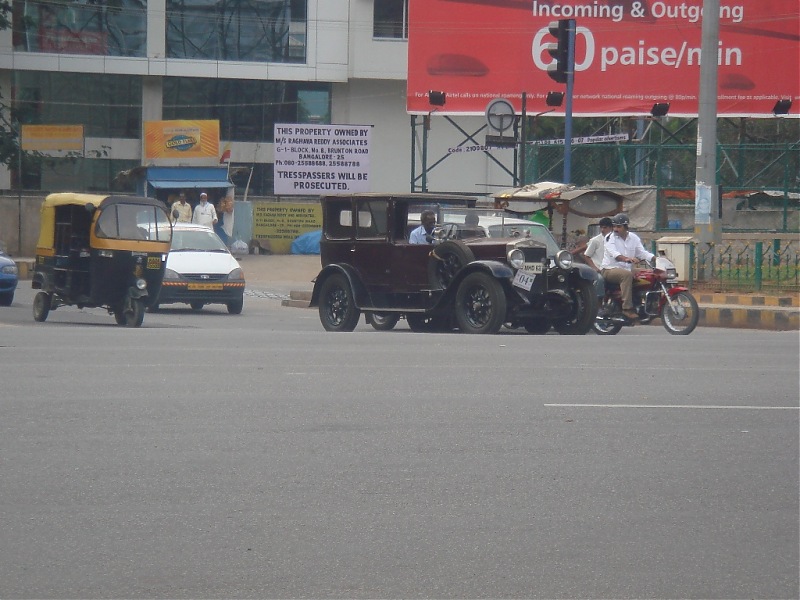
(273, 124, 372, 195)
(513, 269, 536, 291)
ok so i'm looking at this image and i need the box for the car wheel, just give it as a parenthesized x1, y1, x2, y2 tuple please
(553, 279, 599, 335)
(0, 291, 13, 306)
(454, 271, 507, 334)
(227, 295, 244, 315)
(406, 313, 450, 332)
(190, 301, 204, 311)
(33, 292, 51, 322)
(523, 318, 551, 334)
(366, 312, 400, 331)
(427, 240, 475, 289)
(318, 273, 360, 332)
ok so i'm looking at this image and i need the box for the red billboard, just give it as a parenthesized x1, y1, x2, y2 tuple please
(407, 0, 800, 117)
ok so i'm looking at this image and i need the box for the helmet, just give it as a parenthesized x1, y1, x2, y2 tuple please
(612, 213, 629, 226)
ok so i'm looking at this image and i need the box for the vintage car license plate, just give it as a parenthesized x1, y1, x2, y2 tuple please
(512, 269, 536, 291)
(520, 263, 544, 274)
(147, 256, 161, 269)
(187, 283, 223, 291)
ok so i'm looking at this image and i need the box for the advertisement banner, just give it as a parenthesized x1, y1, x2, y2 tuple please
(143, 120, 220, 162)
(407, 0, 799, 117)
(252, 202, 322, 254)
(273, 124, 372, 195)
(21, 125, 84, 156)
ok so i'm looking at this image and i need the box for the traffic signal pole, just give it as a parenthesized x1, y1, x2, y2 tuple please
(563, 20, 575, 184)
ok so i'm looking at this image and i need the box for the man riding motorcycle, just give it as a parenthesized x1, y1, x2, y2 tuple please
(600, 213, 654, 322)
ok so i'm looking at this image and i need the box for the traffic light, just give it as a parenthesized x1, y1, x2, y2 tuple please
(545, 19, 571, 84)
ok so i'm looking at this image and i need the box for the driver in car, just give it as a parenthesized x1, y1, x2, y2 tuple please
(409, 210, 437, 244)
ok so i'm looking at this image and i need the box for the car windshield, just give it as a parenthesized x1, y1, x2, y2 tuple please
(171, 229, 229, 252)
(437, 209, 561, 253)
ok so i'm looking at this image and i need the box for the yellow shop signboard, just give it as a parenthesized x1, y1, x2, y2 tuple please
(253, 202, 322, 254)
(143, 120, 219, 163)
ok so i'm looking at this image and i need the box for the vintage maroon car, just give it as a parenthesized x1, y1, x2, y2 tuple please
(310, 193, 599, 334)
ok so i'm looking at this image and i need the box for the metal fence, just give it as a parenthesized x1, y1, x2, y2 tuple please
(688, 239, 800, 293)
(526, 142, 799, 233)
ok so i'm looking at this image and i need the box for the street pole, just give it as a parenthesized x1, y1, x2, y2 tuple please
(16, 122, 22, 255)
(694, 0, 722, 277)
(563, 19, 575, 184)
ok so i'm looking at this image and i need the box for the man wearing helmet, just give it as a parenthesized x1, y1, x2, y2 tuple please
(600, 213, 654, 321)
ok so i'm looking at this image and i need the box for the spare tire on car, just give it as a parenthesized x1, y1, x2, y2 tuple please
(427, 240, 475, 289)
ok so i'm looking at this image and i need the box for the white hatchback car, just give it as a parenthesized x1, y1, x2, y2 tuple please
(155, 223, 245, 314)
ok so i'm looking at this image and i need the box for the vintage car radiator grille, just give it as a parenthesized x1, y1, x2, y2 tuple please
(520, 247, 546, 263)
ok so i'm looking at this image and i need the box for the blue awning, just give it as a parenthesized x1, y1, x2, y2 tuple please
(144, 166, 232, 192)
(148, 179, 232, 190)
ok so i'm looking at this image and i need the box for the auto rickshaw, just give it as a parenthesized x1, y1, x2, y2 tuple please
(32, 193, 172, 327)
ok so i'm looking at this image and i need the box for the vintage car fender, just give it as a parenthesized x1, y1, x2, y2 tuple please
(573, 262, 601, 283)
(310, 263, 369, 308)
(429, 260, 515, 309)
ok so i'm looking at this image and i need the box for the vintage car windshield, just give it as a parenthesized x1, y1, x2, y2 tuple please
(435, 210, 561, 253)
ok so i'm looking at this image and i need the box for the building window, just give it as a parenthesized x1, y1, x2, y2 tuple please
(14, 72, 142, 139)
(373, 0, 407, 39)
(13, 0, 146, 57)
(163, 78, 330, 142)
(166, 0, 306, 63)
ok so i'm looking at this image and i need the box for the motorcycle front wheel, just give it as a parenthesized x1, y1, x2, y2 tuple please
(661, 291, 699, 335)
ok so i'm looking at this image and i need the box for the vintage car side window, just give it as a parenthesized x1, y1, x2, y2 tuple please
(356, 199, 388, 239)
(325, 200, 353, 240)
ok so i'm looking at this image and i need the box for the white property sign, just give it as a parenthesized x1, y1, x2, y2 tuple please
(273, 124, 372, 195)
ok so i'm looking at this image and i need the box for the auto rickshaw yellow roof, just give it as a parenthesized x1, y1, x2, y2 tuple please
(42, 192, 112, 209)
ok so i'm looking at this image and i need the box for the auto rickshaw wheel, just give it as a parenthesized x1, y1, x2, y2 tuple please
(114, 298, 145, 327)
(33, 292, 51, 322)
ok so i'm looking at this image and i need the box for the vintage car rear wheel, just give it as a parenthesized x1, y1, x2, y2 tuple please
(427, 240, 475, 289)
(366, 312, 400, 331)
(33, 292, 51, 322)
(553, 279, 598, 335)
(454, 271, 507, 334)
(318, 273, 361, 332)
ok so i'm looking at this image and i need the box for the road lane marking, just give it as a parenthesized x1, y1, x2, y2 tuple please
(544, 404, 799, 410)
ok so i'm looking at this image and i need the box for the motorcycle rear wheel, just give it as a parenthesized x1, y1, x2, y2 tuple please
(593, 297, 623, 335)
(661, 291, 699, 335)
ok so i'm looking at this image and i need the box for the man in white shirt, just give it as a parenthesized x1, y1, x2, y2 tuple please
(192, 192, 218, 228)
(409, 210, 436, 244)
(600, 213, 654, 321)
(583, 216, 613, 296)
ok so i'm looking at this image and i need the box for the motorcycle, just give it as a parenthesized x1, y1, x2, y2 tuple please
(594, 254, 699, 335)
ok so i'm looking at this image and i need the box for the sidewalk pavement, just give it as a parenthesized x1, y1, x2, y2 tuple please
(13, 255, 799, 331)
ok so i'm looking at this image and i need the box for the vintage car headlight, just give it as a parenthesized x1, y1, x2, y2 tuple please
(1, 264, 18, 275)
(228, 267, 244, 281)
(555, 250, 573, 270)
(135, 278, 147, 290)
(507, 248, 525, 269)
(163, 268, 180, 280)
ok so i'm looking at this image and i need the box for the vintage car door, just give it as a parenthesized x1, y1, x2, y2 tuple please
(351, 198, 395, 302)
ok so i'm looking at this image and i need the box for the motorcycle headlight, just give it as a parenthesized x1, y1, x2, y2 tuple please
(163, 268, 180, 280)
(507, 248, 525, 269)
(135, 278, 147, 290)
(1, 264, 17, 275)
(555, 250, 573, 270)
(228, 267, 244, 281)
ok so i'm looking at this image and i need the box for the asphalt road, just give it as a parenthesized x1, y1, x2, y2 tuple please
(1, 286, 798, 599)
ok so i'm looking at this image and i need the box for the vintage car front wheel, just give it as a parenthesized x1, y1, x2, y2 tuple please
(552, 279, 598, 335)
(319, 274, 361, 332)
(454, 272, 507, 334)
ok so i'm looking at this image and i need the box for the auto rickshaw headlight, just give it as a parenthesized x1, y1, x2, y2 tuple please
(556, 250, 573, 270)
(507, 248, 525, 269)
(228, 268, 244, 281)
(163, 268, 180, 280)
(98, 249, 113, 258)
(135, 278, 147, 290)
